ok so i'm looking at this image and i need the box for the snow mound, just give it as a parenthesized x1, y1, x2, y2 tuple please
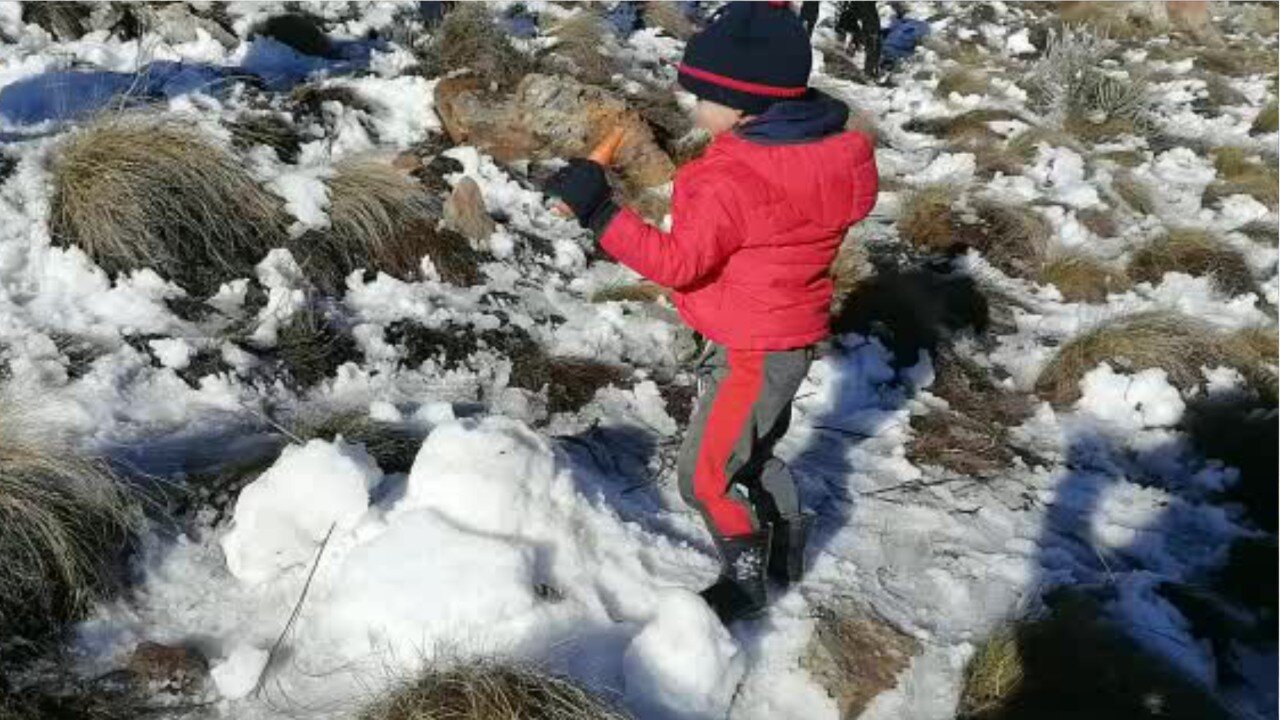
(1077, 364, 1185, 429)
(623, 590, 745, 720)
(221, 439, 382, 584)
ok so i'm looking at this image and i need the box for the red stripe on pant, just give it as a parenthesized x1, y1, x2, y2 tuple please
(692, 349, 765, 537)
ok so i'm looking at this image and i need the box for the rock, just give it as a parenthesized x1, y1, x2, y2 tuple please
(801, 602, 921, 719)
(434, 73, 676, 200)
(127, 641, 210, 696)
(443, 177, 496, 243)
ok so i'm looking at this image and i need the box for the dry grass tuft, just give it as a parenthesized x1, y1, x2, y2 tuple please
(513, 354, 633, 415)
(294, 159, 480, 291)
(360, 658, 630, 720)
(0, 395, 140, 637)
(830, 232, 874, 316)
(1112, 171, 1156, 216)
(50, 114, 286, 297)
(936, 68, 991, 99)
(961, 201, 1051, 278)
(897, 186, 959, 252)
(958, 591, 1233, 720)
(545, 10, 614, 86)
(958, 623, 1024, 717)
(1200, 45, 1276, 78)
(1007, 127, 1082, 163)
(423, 3, 532, 89)
(1203, 147, 1278, 210)
(644, 1, 694, 40)
(1127, 228, 1255, 296)
(1227, 325, 1279, 369)
(1038, 253, 1131, 303)
(227, 112, 304, 164)
(1034, 311, 1269, 404)
(1251, 101, 1278, 135)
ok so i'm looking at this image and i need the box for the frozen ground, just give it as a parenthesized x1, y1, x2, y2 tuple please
(0, 2, 1276, 719)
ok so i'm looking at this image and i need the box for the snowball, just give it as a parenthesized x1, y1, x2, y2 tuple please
(401, 417, 558, 537)
(320, 509, 539, 658)
(221, 439, 382, 584)
(210, 645, 270, 700)
(623, 590, 745, 720)
(1077, 365, 1185, 429)
(147, 338, 194, 370)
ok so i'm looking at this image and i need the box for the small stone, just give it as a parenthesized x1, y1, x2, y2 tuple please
(443, 176, 496, 243)
(127, 641, 210, 697)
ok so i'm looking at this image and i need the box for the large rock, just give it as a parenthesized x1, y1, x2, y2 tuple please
(801, 602, 921, 719)
(435, 73, 677, 199)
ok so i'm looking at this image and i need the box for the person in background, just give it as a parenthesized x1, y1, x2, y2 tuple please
(835, 1, 883, 78)
(545, 2, 878, 625)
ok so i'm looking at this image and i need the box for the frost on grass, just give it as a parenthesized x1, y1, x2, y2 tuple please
(0, 394, 140, 637)
(417, 3, 532, 90)
(1023, 27, 1152, 141)
(50, 113, 287, 297)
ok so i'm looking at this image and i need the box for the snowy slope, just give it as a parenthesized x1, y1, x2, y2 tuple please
(0, 2, 1276, 719)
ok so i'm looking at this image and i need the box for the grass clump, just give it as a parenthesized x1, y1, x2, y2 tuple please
(1203, 147, 1278, 210)
(294, 159, 480, 291)
(958, 592, 1233, 720)
(269, 305, 362, 390)
(1034, 311, 1269, 404)
(290, 411, 422, 475)
(1039, 253, 1131, 303)
(590, 282, 669, 304)
(50, 114, 286, 297)
(1250, 100, 1278, 135)
(643, 1, 694, 40)
(1112, 171, 1156, 216)
(422, 4, 532, 90)
(0, 395, 140, 638)
(1127, 228, 1255, 297)
(936, 68, 991, 99)
(897, 186, 959, 252)
(544, 10, 614, 85)
(360, 658, 630, 720)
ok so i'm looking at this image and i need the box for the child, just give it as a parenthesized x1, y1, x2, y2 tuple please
(547, 1, 878, 624)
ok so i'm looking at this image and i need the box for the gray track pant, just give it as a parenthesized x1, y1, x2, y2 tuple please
(676, 343, 815, 537)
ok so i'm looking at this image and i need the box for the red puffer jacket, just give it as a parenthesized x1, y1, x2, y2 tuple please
(599, 92, 878, 351)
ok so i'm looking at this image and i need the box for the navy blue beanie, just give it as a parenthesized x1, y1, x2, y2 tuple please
(677, 2, 812, 115)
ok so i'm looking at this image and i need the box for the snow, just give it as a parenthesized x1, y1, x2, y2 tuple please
(210, 645, 270, 701)
(0, 2, 1271, 719)
(221, 439, 382, 584)
(622, 590, 745, 720)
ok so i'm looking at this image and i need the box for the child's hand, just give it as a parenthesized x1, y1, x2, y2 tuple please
(544, 159, 618, 231)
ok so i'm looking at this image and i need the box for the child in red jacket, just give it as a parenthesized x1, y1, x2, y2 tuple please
(548, 2, 878, 624)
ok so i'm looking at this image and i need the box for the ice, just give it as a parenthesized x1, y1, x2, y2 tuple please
(221, 439, 382, 585)
(623, 590, 745, 720)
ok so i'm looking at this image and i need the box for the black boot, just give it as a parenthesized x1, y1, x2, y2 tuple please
(699, 530, 771, 624)
(767, 514, 812, 587)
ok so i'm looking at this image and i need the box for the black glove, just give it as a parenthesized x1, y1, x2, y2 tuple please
(544, 158, 621, 234)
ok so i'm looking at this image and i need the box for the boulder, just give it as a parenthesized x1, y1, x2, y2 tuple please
(127, 641, 210, 697)
(434, 73, 676, 199)
(801, 602, 921, 719)
(443, 176, 496, 243)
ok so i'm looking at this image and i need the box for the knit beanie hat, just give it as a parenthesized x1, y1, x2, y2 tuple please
(677, 2, 813, 115)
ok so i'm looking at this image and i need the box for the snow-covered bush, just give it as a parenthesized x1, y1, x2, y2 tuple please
(1034, 311, 1269, 404)
(545, 9, 615, 86)
(0, 395, 140, 635)
(1127, 228, 1255, 297)
(49, 114, 287, 297)
(295, 158, 479, 291)
(1024, 27, 1152, 140)
(360, 658, 630, 720)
